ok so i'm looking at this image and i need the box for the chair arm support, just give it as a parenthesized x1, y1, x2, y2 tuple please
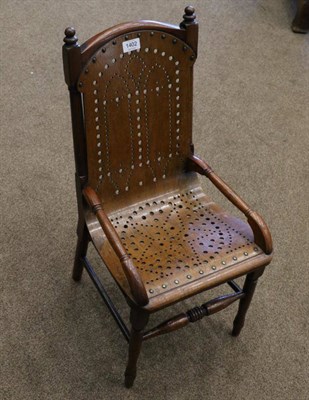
(188, 155, 273, 254)
(82, 186, 149, 306)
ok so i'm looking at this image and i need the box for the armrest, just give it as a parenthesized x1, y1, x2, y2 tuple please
(83, 186, 149, 306)
(188, 155, 273, 255)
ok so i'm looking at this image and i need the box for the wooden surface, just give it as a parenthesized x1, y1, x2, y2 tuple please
(77, 24, 196, 213)
(292, 0, 309, 33)
(90, 182, 271, 311)
(63, 5, 273, 387)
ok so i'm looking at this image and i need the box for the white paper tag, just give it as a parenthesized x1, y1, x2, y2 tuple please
(122, 38, 141, 54)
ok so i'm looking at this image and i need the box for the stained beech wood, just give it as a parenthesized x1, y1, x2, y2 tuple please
(72, 222, 89, 281)
(80, 21, 188, 65)
(83, 186, 148, 306)
(232, 268, 265, 336)
(143, 313, 189, 341)
(125, 309, 149, 388)
(292, 0, 309, 33)
(62, 6, 274, 388)
(143, 291, 244, 341)
(188, 155, 273, 254)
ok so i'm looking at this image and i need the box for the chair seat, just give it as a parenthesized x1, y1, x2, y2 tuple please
(86, 184, 271, 311)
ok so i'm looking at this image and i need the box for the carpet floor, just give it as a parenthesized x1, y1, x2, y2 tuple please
(1, 1, 308, 399)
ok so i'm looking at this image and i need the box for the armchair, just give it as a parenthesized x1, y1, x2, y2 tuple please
(62, 6, 273, 388)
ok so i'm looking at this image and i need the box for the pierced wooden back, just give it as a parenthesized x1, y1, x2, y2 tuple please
(77, 23, 197, 212)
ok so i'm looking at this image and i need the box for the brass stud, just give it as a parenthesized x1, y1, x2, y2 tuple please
(186, 274, 192, 279)
(183, 45, 188, 51)
(78, 82, 83, 87)
(102, 47, 106, 53)
(199, 270, 204, 274)
(221, 261, 226, 265)
(190, 55, 195, 60)
(233, 256, 237, 261)
(125, 35, 129, 40)
(150, 31, 154, 36)
(137, 33, 141, 37)
(254, 247, 259, 252)
(244, 252, 248, 256)
(92, 57, 96, 63)
(211, 265, 216, 270)
(149, 289, 154, 294)
(112, 40, 117, 45)
(172, 38, 177, 44)
(162, 284, 167, 289)
(85, 68, 89, 74)
(174, 280, 179, 284)
(161, 34, 166, 39)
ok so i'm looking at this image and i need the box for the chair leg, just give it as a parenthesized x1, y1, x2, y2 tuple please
(72, 222, 89, 281)
(124, 308, 149, 388)
(232, 268, 265, 336)
(292, 0, 309, 33)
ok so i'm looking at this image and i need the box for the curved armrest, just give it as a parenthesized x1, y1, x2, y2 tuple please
(188, 155, 273, 255)
(83, 186, 149, 306)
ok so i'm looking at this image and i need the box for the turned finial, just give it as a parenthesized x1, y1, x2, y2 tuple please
(63, 27, 78, 45)
(180, 6, 196, 28)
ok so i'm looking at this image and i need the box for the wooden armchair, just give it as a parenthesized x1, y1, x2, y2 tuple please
(62, 6, 273, 388)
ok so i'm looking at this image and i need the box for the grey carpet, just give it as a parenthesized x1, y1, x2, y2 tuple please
(1, 1, 308, 399)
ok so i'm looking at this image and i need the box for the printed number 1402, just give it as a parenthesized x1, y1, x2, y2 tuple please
(122, 38, 141, 53)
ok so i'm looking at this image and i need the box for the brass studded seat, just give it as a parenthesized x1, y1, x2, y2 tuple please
(91, 184, 265, 311)
(63, 6, 273, 388)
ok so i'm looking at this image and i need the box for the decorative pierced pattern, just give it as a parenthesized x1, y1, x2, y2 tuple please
(78, 30, 195, 204)
(77, 27, 264, 301)
(104, 187, 262, 296)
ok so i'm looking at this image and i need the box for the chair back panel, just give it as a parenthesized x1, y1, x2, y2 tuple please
(78, 28, 196, 211)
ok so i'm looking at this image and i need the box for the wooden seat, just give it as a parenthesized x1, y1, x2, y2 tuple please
(90, 183, 269, 312)
(62, 6, 273, 388)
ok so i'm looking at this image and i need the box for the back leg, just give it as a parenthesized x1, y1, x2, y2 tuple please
(72, 222, 89, 281)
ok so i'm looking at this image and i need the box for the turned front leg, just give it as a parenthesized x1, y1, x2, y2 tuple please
(125, 308, 149, 388)
(232, 268, 265, 336)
